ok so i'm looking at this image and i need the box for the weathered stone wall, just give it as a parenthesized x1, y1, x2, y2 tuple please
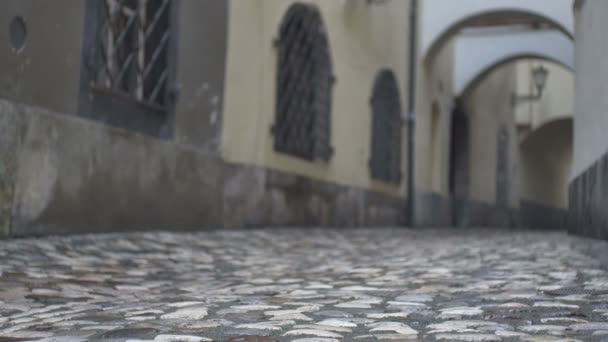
(0, 1, 85, 116)
(223, 164, 407, 228)
(0, 98, 570, 237)
(0, 100, 409, 237)
(569, 151, 608, 240)
(1, 101, 225, 236)
(519, 200, 568, 231)
(0, 103, 20, 237)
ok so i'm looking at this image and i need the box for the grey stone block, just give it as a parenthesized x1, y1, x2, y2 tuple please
(569, 151, 608, 240)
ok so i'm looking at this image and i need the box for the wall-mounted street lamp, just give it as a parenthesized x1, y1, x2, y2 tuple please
(512, 65, 549, 107)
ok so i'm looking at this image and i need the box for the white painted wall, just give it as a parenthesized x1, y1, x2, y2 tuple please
(453, 30, 573, 97)
(572, 0, 608, 178)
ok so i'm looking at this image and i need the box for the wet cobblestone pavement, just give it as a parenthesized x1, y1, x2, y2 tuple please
(1, 229, 608, 342)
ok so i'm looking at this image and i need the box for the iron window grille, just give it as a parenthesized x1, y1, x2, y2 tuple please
(370, 70, 403, 184)
(91, 0, 171, 111)
(273, 3, 334, 161)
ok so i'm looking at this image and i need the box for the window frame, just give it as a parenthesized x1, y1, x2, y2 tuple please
(78, 0, 178, 138)
(272, 3, 334, 161)
(369, 69, 404, 184)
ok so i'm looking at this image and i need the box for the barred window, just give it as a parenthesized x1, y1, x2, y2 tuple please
(92, 0, 171, 110)
(370, 70, 403, 184)
(273, 3, 334, 161)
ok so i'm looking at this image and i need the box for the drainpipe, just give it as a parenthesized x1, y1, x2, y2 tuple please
(406, 0, 418, 226)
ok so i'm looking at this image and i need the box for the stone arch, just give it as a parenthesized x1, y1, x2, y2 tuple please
(422, 0, 574, 61)
(454, 30, 573, 97)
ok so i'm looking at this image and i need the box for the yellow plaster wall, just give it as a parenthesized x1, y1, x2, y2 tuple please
(465, 64, 520, 208)
(514, 59, 574, 133)
(221, 0, 411, 197)
(416, 39, 455, 195)
(514, 59, 573, 208)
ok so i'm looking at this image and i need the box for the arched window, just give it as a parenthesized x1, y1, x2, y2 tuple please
(370, 70, 403, 184)
(273, 3, 334, 161)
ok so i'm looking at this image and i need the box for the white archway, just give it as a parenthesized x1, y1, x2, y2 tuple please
(453, 30, 574, 96)
(422, 0, 574, 61)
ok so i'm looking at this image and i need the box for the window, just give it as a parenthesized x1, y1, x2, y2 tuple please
(273, 3, 334, 161)
(94, 0, 170, 108)
(370, 70, 403, 184)
(80, 0, 174, 136)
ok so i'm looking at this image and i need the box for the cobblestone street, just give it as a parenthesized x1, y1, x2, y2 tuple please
(1, 229, 608, 341)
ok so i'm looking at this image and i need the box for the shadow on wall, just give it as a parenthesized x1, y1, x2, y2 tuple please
(519, 117, 572, 230)
(519, 117, 572, 209)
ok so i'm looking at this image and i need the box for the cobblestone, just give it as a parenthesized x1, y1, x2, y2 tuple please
(0, 229, 607, 341)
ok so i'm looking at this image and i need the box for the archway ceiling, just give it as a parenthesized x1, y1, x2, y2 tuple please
(453, 29, 573, 96)
(422, 0, 574, 61)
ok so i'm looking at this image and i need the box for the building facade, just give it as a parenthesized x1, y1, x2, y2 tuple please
(0, 0, 577, 237)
